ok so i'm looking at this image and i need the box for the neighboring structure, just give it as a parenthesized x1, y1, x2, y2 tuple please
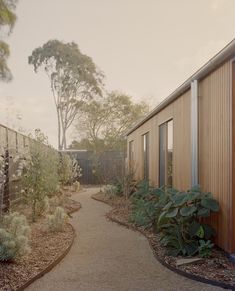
(126, 39, 235, 254)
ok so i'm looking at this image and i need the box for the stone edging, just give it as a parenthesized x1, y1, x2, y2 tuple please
(16, 223, 76, 291)
(91, 194, 235, 291)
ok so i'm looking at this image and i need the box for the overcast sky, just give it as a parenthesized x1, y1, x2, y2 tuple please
(0, 0, 234, 147)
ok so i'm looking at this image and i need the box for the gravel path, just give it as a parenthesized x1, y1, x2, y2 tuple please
(27, 188, 224, 291)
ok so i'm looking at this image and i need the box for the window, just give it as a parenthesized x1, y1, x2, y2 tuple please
(142, 132, 149, 180)
(129, 140, 134, 170)
(159, 120, 173, 187)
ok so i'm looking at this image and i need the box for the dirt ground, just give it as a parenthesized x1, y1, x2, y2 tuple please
(26, 188, 225, 291)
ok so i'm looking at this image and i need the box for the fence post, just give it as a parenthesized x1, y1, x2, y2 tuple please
(3, 149, 10, 212)
(3, 128, 10, 212)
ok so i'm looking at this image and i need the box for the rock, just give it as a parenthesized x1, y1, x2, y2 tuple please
(176, 258, 204, 267)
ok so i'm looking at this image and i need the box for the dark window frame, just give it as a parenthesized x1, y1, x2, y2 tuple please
(159, 119, 173, 187)
(142, 132, 149, 180)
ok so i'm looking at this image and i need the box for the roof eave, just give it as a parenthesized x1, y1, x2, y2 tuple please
(126, 39, 235, 136)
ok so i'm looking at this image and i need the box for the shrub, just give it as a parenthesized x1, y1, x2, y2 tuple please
(58, 154, 82, 186)
(0, 212, 31, 261)
(58, 153, 73, 186)
(103, 184, 119, 197)
(199, 240, 214, 258)
(37, 195, 50, 216)
(130, 180, 164, 229)
(46, 207, 68, 232)
(73, 181, 80, 192)
(21, 134, 60, 221)
(157, 185, 219, 256)
(130, 183, 219, 257)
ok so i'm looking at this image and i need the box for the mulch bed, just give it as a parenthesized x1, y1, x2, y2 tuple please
(92, 192, 235, 290)
(0, 196, 81, 291)
(0, 222, 74, 291)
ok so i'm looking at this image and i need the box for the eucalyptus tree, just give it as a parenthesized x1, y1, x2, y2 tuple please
(0, 0, 18, 81)
(28, 40, 104, 150)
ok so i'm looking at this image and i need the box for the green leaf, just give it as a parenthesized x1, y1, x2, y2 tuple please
(172, 192, 187, 206)
(190, 185, 201, 192)
(197, 207, 210, 217)
(196, 226, 204, 238)
(151, 188, 165, 196)
(201, 198, 219, 212)
(185, 242, 199, 256)
(166, 208, 178, 218)
(163, 201, 173, 211)
(186, 192, 200, 202)
(180, 206, 197, 216)
(202, 224, 216, 240)
(189, 220, 201, 237)
(158, 211, 167, 224)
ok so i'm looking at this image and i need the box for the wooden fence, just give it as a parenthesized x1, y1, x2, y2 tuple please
(0, 124, 58, 211)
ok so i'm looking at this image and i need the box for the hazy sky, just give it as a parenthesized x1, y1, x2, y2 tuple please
(0, 0, 234, 147)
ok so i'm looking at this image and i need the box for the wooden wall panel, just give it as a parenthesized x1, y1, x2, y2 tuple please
(198, 60, 231, 252)
(127, 89, 191, 190)
(127, 60, 233, 253)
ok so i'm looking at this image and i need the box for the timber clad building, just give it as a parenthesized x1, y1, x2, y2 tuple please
(126, 39, 235, 254)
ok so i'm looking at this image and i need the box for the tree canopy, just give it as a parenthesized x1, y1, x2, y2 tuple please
(28, 40, 104, 150)
(0, 0, 18, 82)
(70, 92, 149, 153)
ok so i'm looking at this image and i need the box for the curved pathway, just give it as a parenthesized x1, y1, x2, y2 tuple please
(27, 188, 224, 291)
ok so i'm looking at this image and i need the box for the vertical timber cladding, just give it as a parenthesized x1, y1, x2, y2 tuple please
(232, 61, 235, 253)
(199, 60, 232, 253)
(127, 89, 192, 190)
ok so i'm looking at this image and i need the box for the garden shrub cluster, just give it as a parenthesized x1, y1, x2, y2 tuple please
(18, 136, 82, 222)
(21, 142, 60, 221)
(0, 130, 82, 263)
(130, 181, 219, 257)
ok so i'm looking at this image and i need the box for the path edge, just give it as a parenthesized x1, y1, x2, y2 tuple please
(16, 223, 76, 291)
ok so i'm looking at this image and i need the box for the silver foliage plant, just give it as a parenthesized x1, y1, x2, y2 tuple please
(0, 212, 31, 261)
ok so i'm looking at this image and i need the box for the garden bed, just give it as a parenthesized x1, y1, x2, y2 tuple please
(0, 194, 80, 291)
(0, 222, 75, 291)
(92, 192, 235, 290)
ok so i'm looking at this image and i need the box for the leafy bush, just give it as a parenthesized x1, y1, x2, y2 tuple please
(130, 183, 219, 257)
(199, 240, 214, 258)
(129, 180, 167, 229)
(0, 212, 31, 261)
(21, 137, 60, 221)
(58, 153, 82, 186)
(58, 153, 73, 186)
(157, 185, 219, 256)
(46, 207, 68, 232)
(103, 184, 119, 197)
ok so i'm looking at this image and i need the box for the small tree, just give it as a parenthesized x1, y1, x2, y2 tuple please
(21, 130, 60, 221)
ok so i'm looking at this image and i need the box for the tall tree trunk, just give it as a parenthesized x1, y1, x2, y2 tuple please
(57, 107, 62, 150)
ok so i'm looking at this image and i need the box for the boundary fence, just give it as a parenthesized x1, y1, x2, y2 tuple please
(64, 150, 126, 185)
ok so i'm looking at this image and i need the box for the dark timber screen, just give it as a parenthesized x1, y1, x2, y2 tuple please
(64, 150, 125, 185)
